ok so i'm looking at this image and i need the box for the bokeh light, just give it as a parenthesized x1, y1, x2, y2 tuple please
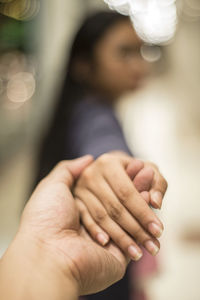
(140, 44, 162, 62)
(0, 51, 36, 109)
(6, 72, 35, 103)
(0, 0, 40, 20)
(104, 0, 177, 44)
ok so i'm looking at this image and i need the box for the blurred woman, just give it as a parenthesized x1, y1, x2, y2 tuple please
(36, 11, 157, 300)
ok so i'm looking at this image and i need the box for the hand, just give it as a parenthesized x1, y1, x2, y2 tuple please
(127, 159, 168, 209)
(0, 156, 130, 299)
(74, 153, 166, 260)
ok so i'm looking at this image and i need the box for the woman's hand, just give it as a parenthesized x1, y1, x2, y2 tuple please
(74, 153, 168, 261)
(127, 159, 168, 209)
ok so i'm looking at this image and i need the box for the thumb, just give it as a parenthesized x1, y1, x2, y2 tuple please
(48, 155, 94, 187)
(65, 155, 94, 179)
(133, 167, 154, 192)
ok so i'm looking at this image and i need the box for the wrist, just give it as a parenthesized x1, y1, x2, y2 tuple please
(0, 233, 79, 300)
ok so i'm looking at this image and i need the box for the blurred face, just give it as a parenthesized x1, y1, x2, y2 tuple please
(88, 20, 149, 100)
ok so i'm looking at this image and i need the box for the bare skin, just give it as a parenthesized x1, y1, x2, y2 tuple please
(0, 156, 167, 300)
(0, 157, 130, 300)
(74, 152, 167, 260)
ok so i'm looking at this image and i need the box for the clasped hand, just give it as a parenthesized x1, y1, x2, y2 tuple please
(0, 154, 167, 299)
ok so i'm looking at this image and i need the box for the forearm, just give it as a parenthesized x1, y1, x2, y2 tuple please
(0, 234, 78, 300)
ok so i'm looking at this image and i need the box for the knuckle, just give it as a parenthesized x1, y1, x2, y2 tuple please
(82, 167, 93, 182)
(118, 186, 132, 202)
(108, 204, 122, 221)
(94, 210, 107, 224)
(97, 153, 116, 166)
(97, 153, 110, 165)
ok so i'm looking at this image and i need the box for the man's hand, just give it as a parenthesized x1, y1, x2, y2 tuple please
(0, 156, 129, 300)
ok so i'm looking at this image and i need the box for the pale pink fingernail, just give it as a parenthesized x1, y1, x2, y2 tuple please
(148, 222, 163, 238)
(145, 240, 160, 256)
(97, 233, 109, 246)
(151, 191, 163, 209)
(128, 245, 143, 261)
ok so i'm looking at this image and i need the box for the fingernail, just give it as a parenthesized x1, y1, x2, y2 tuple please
(151, 191, 163, 209)
(145, 240, 160, 256)
(128, 245, 143, 261)
(97, 233, 109, 246)
(148, 222, 163, 238)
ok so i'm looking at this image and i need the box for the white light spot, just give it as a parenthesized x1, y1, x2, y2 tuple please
(7, 72, 35, 103)
(140, 44, 162, 62)
(104, 0, 177, 44)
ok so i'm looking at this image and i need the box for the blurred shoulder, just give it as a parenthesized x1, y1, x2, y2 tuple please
(72, 96, 114, 116)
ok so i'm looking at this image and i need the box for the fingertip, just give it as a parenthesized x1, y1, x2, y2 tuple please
(126, 159, 144, 180)
(96, 233, 110, 246)
(144, 240, 160, 256)
(128, 245, 143, 261)
(148, 222, 164, 238)
(150, 191, 163, 209)
(133, 167, 154, 192)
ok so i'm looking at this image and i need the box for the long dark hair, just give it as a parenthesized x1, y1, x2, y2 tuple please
(36, 11, 129, 183)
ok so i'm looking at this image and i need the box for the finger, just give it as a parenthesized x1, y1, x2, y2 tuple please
(141, 191, 151, 205)
(149, 168, 168, 209)
(75, 184, 160, 257)
(75, 188, 143, 261)
(103, 163, 164, 238)
(143, 162, 168, 209)
(89, 178, 160, 256)
(48, 155, 94, 187)
(127, 163, 153, 205)
(65, 155, 94, 179)
(133, 167, 154, 192)
(126, 159, 144, 180)
(75, 198, 109, 246)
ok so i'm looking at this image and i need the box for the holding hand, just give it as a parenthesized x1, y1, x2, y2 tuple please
(74, 152, 168, 260)
(0, 156, 130, 300)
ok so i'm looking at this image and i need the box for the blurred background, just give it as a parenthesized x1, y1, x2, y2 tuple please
(0, 0, 200, 299)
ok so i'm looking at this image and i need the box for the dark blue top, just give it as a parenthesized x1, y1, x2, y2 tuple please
(66, 97, 132, 159)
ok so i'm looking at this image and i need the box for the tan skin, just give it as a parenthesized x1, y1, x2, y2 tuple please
(0, 157, 130, 300)
(73, 21, 167, 260)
